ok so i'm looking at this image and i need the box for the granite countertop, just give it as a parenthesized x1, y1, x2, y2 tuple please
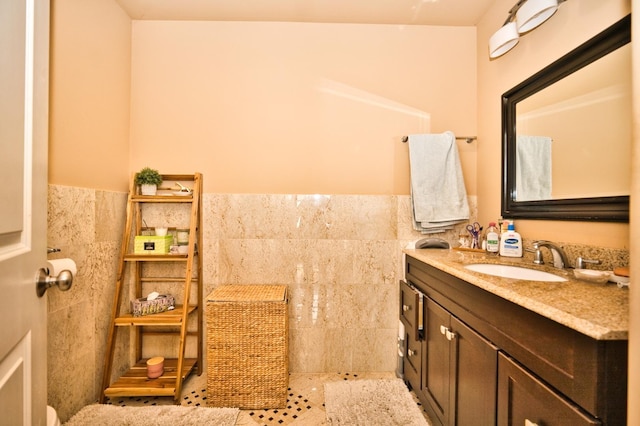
(404, 248, 629, 341)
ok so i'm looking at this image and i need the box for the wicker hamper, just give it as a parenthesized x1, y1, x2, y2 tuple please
(206, 284, 288, 409)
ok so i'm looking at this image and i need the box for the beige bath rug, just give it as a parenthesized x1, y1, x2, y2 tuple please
(324, 378, 430, 425)
(64, 404, 239, 426)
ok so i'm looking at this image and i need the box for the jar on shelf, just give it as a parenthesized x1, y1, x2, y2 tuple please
(176, 229, 190, 245)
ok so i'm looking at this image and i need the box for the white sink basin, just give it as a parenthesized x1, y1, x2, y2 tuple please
(464, 263, 567, 282)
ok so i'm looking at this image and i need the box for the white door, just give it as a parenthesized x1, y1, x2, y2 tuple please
(0, 0, 50, 424)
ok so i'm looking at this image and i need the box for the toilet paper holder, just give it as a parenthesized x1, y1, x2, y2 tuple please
(36, 267, 73, 297)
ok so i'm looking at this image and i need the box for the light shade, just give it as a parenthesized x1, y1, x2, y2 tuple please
(489, 22, 519, 59)
(516, 0, 559, 33)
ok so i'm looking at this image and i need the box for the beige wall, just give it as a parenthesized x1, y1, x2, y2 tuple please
(49, 2, 634, 247)
(476, 0, 631, 249)
(49, 0, 131, 191)
(48, 0, 132, 419)
(128, 21, 477, 195)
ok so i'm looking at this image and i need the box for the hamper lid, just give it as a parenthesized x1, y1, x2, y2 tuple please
(208, 284, 287, 302)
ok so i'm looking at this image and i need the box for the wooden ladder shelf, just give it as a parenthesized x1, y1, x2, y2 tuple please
(100, 173, 203, 403)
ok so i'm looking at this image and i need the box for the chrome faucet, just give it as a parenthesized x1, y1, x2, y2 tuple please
(532, 240, 570, 269)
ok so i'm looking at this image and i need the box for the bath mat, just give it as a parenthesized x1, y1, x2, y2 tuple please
(64, 404, 239, 426)
(324, 378, 430, 425)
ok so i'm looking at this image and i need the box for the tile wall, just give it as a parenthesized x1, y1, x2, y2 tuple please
(46, 185, 474, 421)
(47, 185, 127, 421)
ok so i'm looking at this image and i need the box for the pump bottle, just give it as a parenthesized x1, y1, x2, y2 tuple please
(499, 221, 523, 257)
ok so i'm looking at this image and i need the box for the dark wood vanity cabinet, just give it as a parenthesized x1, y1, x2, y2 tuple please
(401, 256, 627, 426)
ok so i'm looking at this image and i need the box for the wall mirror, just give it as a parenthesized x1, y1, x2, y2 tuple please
(501, 14, 630, 222)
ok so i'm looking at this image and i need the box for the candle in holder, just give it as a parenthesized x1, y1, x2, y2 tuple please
(146, 356, 164, 379)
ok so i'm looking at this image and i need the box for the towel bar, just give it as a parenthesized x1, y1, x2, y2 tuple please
(402, 135, 476, 144)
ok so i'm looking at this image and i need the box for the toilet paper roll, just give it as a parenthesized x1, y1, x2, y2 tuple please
(47, 258, 77, 277)
(398, 320, 405, 340)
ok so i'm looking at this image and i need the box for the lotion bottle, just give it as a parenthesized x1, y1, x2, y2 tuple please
(499, 221, 523, 257)
(485, 222, 500, 255)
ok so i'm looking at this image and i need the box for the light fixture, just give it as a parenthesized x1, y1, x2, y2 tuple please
(488, 0, 566, 59)
(489, 22, 519, 59)
(516, 0, 559, 33)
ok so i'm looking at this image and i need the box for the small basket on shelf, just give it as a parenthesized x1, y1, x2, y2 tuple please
(131, 294, 175, 317)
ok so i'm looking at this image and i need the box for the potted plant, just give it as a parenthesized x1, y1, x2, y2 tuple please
(135, 167, 163, 195)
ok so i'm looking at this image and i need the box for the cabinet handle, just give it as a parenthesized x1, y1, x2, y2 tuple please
(407, 349, 416, 357)
(439, 325, 456, 340)
(524, 420, 539, 426)
(403, 304, 411, 312)
(445, 329, 456, 341)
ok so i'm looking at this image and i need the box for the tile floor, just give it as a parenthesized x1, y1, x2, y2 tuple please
(106, 371, 430, 425)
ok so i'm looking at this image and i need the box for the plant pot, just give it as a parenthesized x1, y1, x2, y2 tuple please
(140, 184, 157, 196)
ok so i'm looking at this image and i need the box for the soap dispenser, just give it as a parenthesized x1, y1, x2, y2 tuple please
(499, 221, 523, 257)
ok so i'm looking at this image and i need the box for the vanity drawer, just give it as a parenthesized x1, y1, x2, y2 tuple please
(400, 280, 422, 334)
(498, 353, 600, 426)
(403, 327, 423, 393)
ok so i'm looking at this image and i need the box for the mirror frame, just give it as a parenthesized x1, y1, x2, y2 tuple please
(501, 14, 630, 222)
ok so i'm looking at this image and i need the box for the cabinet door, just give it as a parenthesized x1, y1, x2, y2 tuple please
(424, 298, 499, 426)
(497, 353, 600, 426)
(400, 280, 421, 333)
(452, 316, 498, 426)
(423, 297, 452, 426)
(404, 324, 423, 394)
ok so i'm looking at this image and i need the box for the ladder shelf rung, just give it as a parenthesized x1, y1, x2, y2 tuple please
(124, 254, 196, 262)
(140, 329, 199, 337)
(131, 195, 194, 203)
(103, 358, 198, 399)
(114, 305, 197, 326)
(160, 174, 198, 181)
(140, 277, 198, 283)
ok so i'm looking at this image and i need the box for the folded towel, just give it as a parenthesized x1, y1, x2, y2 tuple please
(516, 135, 552, 201)
(408, 132, 469, 233)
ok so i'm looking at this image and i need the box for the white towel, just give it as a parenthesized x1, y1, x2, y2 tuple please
(516, 135, 552, 201)
(408, 132, 470, 233)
